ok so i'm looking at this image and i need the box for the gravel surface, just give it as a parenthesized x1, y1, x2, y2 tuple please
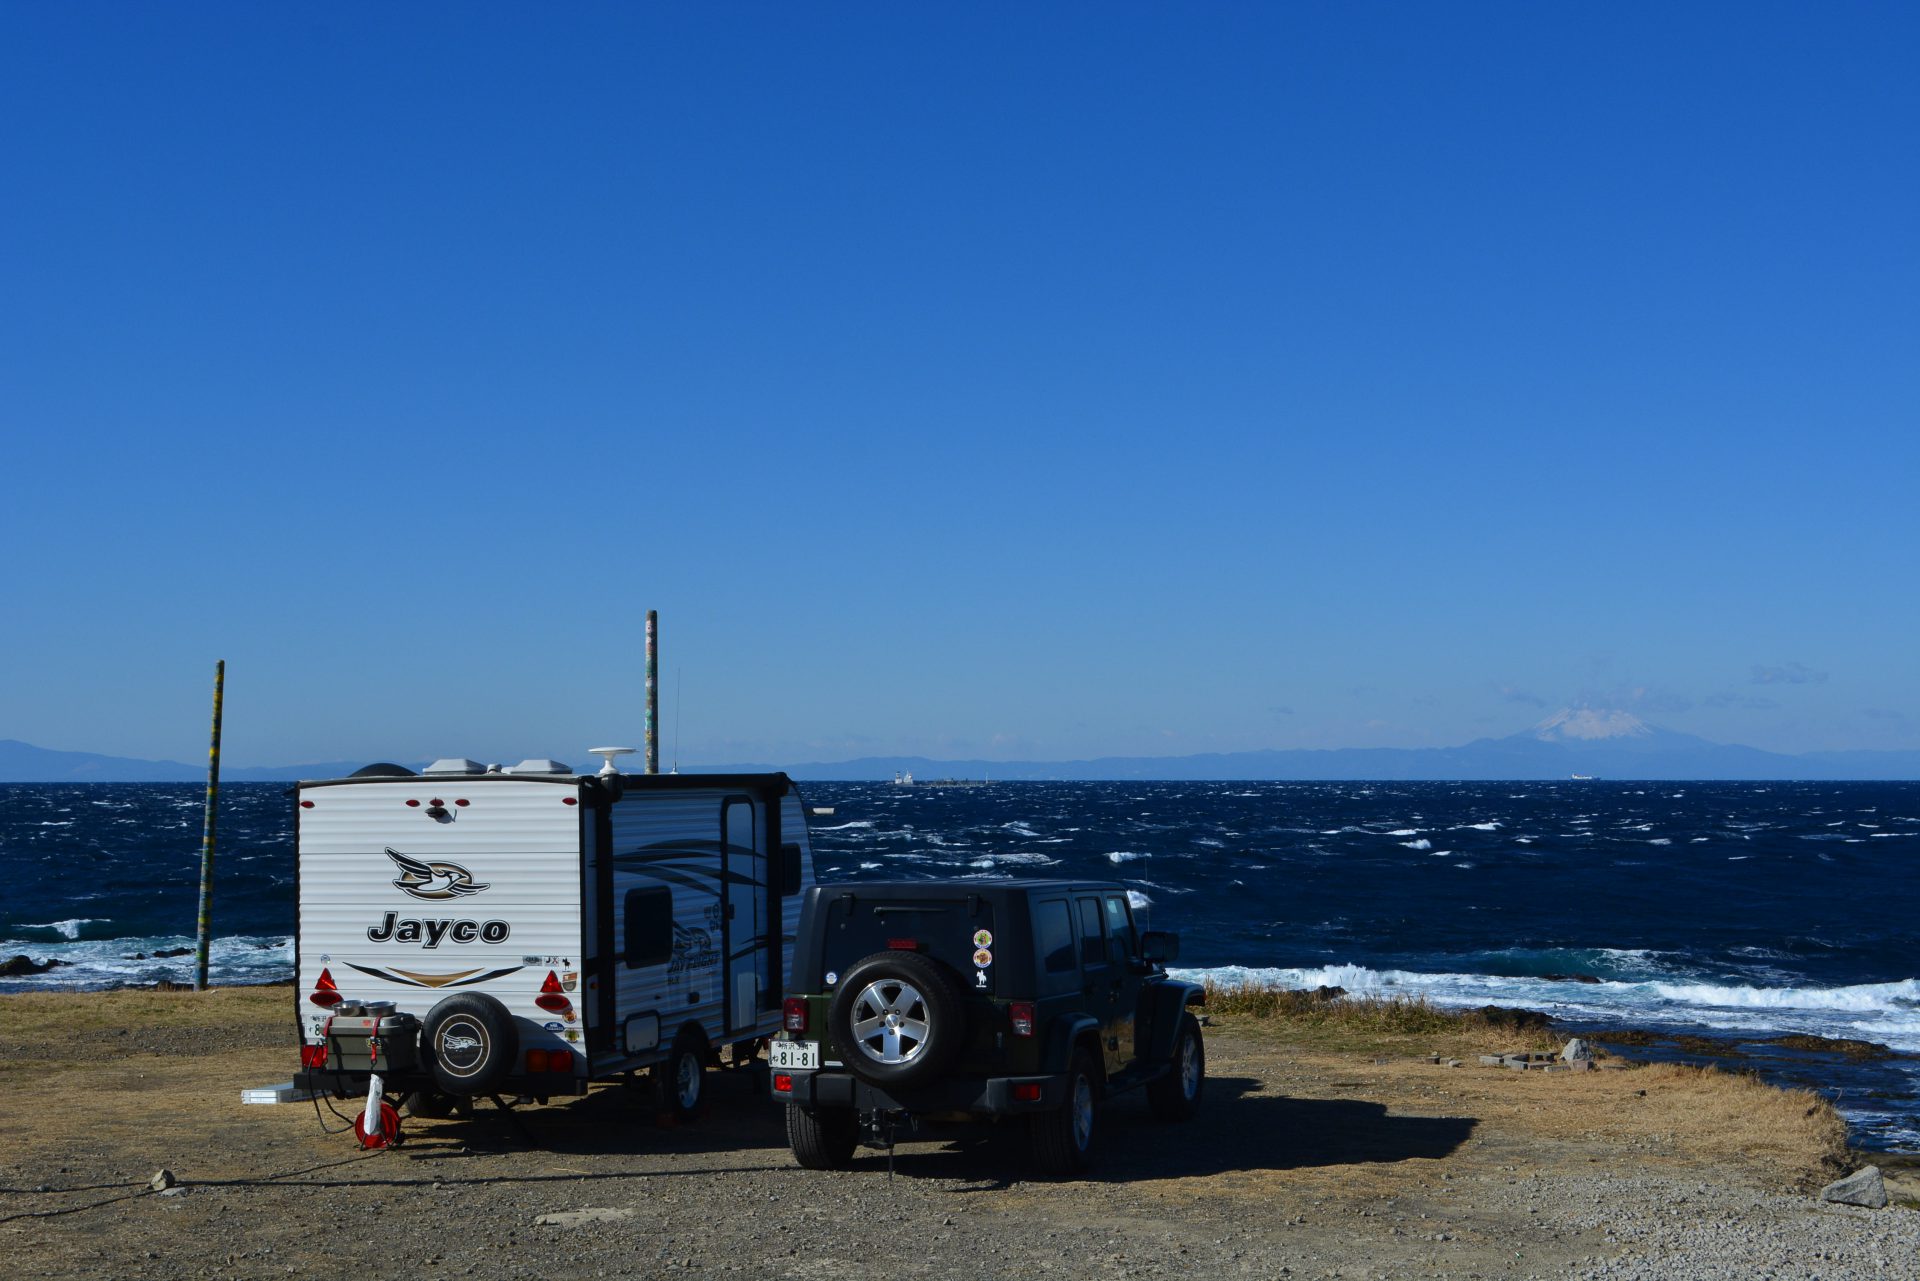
(3, 995, 1916, 1280)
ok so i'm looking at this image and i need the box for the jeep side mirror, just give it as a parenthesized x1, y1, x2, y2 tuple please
(1140, 930, 1179, 965)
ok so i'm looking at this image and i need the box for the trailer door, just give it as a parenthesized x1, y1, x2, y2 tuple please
(722, 795, 769, 1034)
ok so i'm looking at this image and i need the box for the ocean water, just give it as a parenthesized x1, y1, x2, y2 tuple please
(3, 780, 1916, 1148)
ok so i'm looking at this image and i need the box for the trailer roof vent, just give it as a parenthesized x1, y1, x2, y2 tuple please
(350, 762, 417, 778)
(505, 758, 572, 775)
(423, 758, 487, 776)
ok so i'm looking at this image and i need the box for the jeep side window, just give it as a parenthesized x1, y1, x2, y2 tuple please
(1104, 894, 1137, 962)
(1078, 897, 1108, 969)
(1035, 899, 1077, 994)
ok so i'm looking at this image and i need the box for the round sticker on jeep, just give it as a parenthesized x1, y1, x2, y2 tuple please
(973, 929, 993, 948)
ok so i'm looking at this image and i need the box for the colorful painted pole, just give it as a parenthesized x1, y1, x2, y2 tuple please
(194, 660, 225, 991)
(645, 611, 659, 774)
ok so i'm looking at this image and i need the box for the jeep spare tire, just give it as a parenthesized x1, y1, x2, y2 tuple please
(422, 992, 518, 1095)
(828, 949, 966, 1087)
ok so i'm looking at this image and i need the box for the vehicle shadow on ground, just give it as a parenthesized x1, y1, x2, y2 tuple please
(267, 1071, 1475, 1190)
(855, 1074, 1479, 1187)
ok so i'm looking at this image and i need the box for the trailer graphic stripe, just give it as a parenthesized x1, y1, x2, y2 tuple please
(344, 962, 525, 989)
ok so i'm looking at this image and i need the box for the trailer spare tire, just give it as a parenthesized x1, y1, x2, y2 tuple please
(422, 992, 518, 1095)
(827, 950, 966, 1088)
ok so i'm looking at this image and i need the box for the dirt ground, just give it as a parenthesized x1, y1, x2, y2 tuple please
(1, 988, 1913, 1280)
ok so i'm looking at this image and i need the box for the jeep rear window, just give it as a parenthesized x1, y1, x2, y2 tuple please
(821, 895, 996, 993)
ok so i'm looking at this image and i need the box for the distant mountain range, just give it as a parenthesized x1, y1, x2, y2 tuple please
(6, 710, 1916, 782)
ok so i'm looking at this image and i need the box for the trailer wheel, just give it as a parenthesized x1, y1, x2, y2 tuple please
(405, 1089, 458, 1119)
(654, 1026, 708, 1120)
(827, 950, 966, 1088)
(422, 992, 519, 1096)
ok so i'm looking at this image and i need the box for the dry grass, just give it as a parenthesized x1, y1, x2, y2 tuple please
(1201, 980, 1564, 1055)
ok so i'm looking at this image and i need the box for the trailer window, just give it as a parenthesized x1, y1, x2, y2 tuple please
(625, 887, 673, 968)
(780, 843, 803, 896)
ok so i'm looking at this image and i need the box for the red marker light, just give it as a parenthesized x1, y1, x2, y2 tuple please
(405, 799, 421, 808)
(1012, 1082, 1043, 1103)
(535, 970, 572, 1013)
(773, 1073, 793, 1094)
(454, 798, 469, 807)
(300, 800, 315, 809)
(309, 968, 343, 1008)
(886, 938, 918, 951)
(301, 1043, 328, 1068)
(562, 796, 577, 806)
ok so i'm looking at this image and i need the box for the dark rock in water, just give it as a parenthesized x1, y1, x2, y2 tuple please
(150, 946, 192, 959)
(1760, 1033, 1897, 1062)
(1541, 973, 1604, 984)
(0, 954, 70, 977)
(1473, 1005, 1552, 1032)
(1821, 1166, 1888, 1209)
(1308, 985, 1346, 1001)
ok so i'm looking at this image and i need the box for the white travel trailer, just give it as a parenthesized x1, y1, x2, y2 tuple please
(292, 756, 816, 1142)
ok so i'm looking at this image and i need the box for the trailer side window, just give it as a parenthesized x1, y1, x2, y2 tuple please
(625, 887, 673, 968)
(780, 843, 803, 896)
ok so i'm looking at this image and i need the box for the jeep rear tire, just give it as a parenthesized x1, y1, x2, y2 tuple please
(421, 992, 518, 1096)
(1147, 1012, 1205, 1121)
(1030, 1049, 1099, 1175)
(786, 1104, 858, 1170)
(828, 950, 966, 1088)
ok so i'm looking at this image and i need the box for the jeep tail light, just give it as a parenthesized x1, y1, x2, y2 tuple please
(301, 1043, 327, 1069)
(1012, 1082, 1043, 1103)
(783, 997, 807, 1032)
(536, 970, 571, 1014)
(1009, 1001, 1035, 1037)
(526, 1049, 549, 1072)
(772, 1072, 793, 1094)
(309, 967, 343, 1008)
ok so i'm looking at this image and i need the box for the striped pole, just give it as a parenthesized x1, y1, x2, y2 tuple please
(193, 660, 224, 991)
(644, 611, 659, 774)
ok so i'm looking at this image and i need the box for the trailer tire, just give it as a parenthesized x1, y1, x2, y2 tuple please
(654, 1025, 709, 1119)
(422, 993, 519, 1096)
(827, 949, 967, 1088)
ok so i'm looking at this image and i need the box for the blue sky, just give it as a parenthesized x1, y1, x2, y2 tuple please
(2, 4, 1915, 768)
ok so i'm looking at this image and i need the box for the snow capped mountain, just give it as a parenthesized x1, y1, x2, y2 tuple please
(1530, 708, 1655, 742)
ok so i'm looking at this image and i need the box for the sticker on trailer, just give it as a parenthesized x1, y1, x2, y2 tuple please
(543, 1021, 564, 1032)
(561, 971, 579, 991)
(975, 970, 989, 988)
(973, 948, 993, 968)
(973, 929, 993, 948)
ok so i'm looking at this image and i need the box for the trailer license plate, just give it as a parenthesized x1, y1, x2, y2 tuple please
(769, 1040, 819, 1071)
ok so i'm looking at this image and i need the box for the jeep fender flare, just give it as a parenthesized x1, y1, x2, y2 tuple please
(1044, 1014, 1103, 1080)
(1144, 982, 1207, 1065)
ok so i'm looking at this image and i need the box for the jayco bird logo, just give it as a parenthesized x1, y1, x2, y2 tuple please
(386, 848, 490, 901)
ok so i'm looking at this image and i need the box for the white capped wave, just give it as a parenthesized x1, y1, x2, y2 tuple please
(1401, 839, 1432, 850)
(968, 853, 1058, 868)
(1000, 822, 1040, 837)
(1385, 829, 1421, 837)
(814, 820, 874, 830)
(1169, 963, 1920, 1053)
(23, 919, 105, 940)
(0, 934, 292, 992)
(1106, 851, 1150, 864)
(1465, 822, 1500, 831)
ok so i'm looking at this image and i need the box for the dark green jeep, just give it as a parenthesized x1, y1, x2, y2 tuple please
(769, 879, 1205, 1174)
